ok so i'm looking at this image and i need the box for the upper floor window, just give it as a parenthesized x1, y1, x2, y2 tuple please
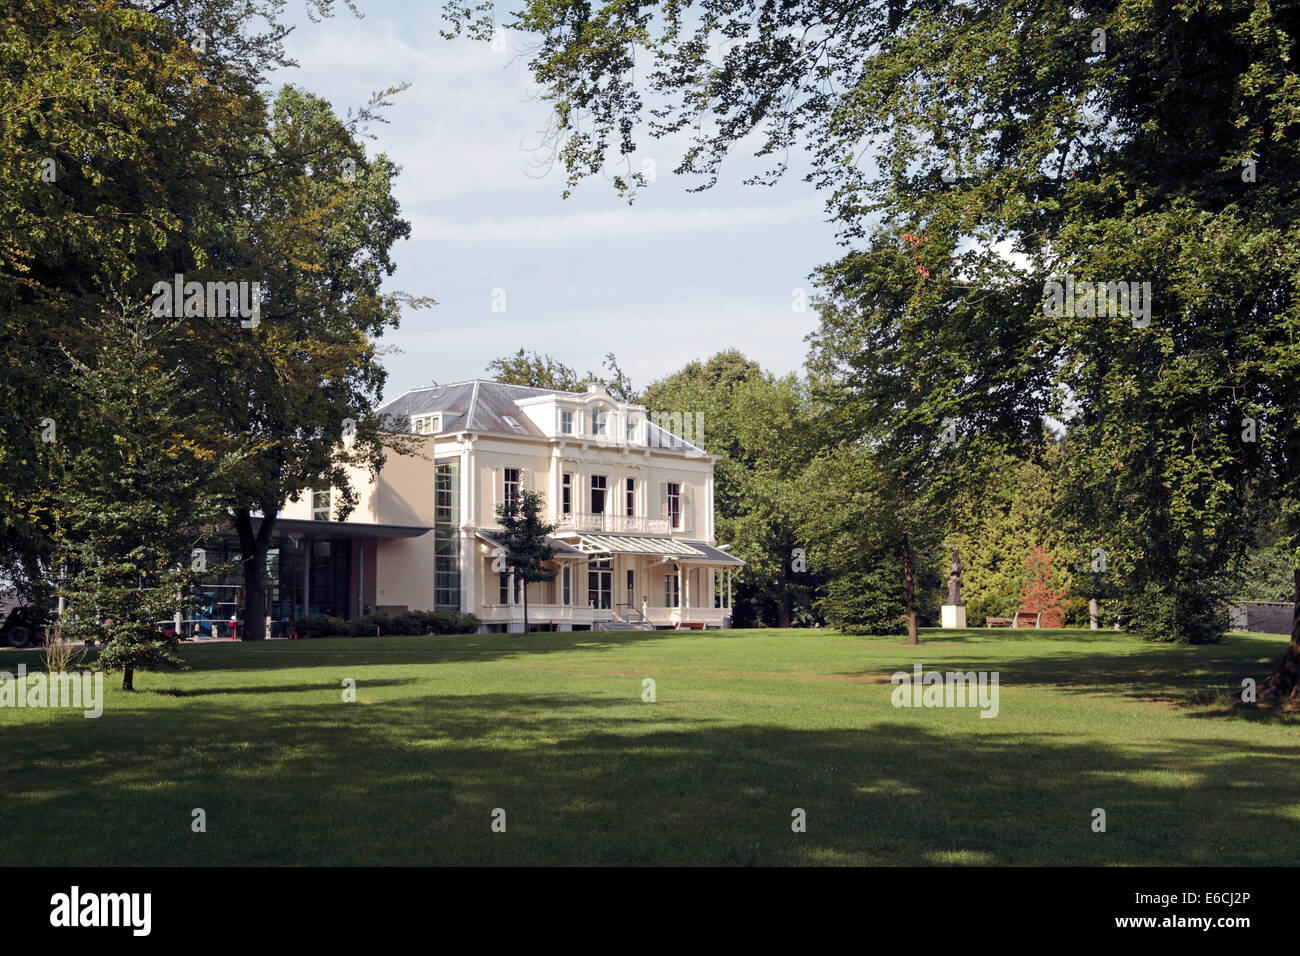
(312, 489, 331, 521)
(625, 415, 637, 442)
(561, 473, 573, 515)
(560, 409, 574, 435)
(590, 474, 607, 515)
(666, 482, 681, 530)
(504, 468, 521, 509)
(411, 413, 440, 435)
(591, 408, 607, 436)
(625, 477, 636, 517)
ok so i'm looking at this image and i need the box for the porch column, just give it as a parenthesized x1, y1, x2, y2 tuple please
(727, 568, 733, 610)
(684, 564, 691, 609)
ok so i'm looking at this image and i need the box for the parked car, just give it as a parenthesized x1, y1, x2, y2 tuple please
(2, 605, 47, 648)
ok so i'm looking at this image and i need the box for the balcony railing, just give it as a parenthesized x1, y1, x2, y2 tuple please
(554, 513, 672, 536)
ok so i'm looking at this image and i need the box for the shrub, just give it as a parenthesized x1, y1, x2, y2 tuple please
(817, 569, 906, 636)
(295, 615, 347, 639)
(338, 610, 482, 637)
(1126, 581, 1227, 644)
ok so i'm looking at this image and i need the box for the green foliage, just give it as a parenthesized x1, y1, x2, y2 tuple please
(309, 610, 481, 638)
(1231, 545, 1299, 604)
(645, 351, 824, 627)
(486, 349, 638, 402)
(818, 566, 906, 636)
(49, 307, 241, 688)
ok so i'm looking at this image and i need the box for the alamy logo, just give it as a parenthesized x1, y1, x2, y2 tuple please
(50, 886, 151, 936)
(1042, 274, 1151, 328)
(151, 273, 261, 327)
(890, 664, 1000, 718)
(0, 664, 102, 718)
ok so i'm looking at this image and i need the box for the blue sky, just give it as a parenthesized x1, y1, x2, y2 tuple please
(268, 0, 843, 397)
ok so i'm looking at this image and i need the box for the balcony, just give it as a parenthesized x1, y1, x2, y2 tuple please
(553, 513, 672, 536)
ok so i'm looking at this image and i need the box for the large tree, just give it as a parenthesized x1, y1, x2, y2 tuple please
(449, 2, 1300, 685)
(644, 351, 822, 628)
(487, 349, 638, 402)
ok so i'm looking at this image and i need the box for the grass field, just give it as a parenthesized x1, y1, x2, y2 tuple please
(2, 626, 1297, 865)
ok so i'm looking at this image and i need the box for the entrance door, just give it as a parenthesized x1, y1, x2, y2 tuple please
(588, 558, 612, 609)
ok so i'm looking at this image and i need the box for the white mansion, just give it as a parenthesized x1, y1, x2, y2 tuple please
(279, 380, 742, 632)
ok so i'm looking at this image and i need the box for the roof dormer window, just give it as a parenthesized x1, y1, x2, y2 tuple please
(412, 413, 440, 435)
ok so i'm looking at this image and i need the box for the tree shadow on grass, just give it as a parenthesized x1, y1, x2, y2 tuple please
(154, 678, 424, 697)
(4, 689, 1298, 866)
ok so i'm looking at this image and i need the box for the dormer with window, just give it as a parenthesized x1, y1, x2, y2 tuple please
(411, 413, 441, 435)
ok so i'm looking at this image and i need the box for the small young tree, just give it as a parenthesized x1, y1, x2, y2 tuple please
(1018, 544, 1068, 629)
(494, 489, 558, 634)
(50, 306, 240, 690)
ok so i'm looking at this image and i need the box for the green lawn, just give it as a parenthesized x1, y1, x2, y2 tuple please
(2, 627, 1296, 865)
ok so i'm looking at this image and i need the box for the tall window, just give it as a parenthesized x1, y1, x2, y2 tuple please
(499, 572, 509, 604)
(562, 473, 572, 515)
(504, 467, 521, 509)
(626, 569, 635, 604)
(625, 477, 636, 517)
(590, 475, 607, 515)
(667, 482, 681, 530)
(434, 460, 461, 611)
(664, 564, 679, 607)
(562, 566, 571, 605)
(625, 414, 637, 442)
(560, 409, 574, 434)
(591, 408, 607, 436)
(311, 489, 330, 521)
(588, 557, 612, 609)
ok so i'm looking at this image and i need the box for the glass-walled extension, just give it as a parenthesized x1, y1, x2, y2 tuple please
(176, 518, 430, 638)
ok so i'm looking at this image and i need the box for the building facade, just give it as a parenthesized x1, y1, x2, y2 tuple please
(279, 380, 743, 633)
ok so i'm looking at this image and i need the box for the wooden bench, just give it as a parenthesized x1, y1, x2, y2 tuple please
(987, 611, 1043, 628)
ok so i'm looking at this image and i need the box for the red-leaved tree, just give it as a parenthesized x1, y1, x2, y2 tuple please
(1019, 544, 1067, 628)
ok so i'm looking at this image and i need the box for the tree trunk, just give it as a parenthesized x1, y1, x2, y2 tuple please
(901, 530, 918, 645)
(523, 573, 529, 634)
(777, 541, 792, 628)
(234, 507, 278, 642)
(122, 664, 134, 692)
(1089, 597, 1099, 630)
(1260, 566, 1300, 700)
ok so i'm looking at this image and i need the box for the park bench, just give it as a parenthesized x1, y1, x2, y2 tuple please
(985, 611, 1043, 628)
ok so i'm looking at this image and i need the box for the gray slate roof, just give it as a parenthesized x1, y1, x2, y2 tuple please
(377, 379, 707, 455)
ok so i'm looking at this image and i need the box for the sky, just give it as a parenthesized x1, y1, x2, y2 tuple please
(267, 0, 844, 398)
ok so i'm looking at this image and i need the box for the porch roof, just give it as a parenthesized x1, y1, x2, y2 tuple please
(476, 530, 587, 559)
(570, 534, 745, 565)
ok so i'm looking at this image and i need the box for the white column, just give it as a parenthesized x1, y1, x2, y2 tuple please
(684, 565, 691, 609)
(727, 569, 733, 610)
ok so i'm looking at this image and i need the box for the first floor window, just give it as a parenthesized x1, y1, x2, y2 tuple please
(625, 477, 636, 517)
(666, 482, 681, 530)
(590, 474, 607, 515)
(499, 572, 509, 604)
(311, 489, 331, 521)
(504, 467, 521, 509)
(562, 473, 572, 514)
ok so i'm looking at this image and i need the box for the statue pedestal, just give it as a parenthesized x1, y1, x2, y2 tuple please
(941, 604, 966, 629)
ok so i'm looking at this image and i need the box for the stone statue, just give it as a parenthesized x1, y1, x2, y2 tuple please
(947, 549, 963, 605)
